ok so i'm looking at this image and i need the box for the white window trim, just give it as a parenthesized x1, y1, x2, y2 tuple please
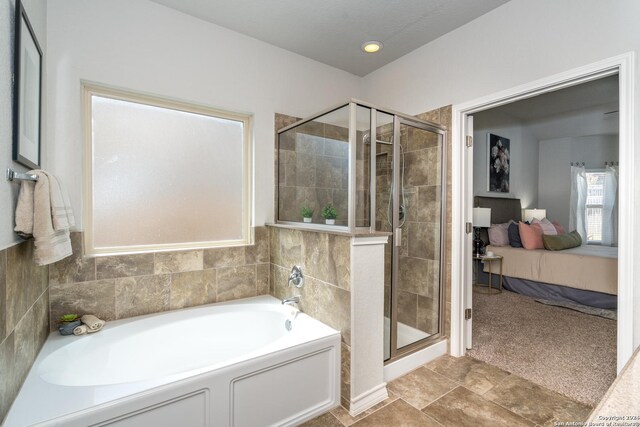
(585, 169, 607, 244)
(81, 82, 253, 256)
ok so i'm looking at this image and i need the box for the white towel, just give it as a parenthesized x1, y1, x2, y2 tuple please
(81, 314, 105, 331)
(73, 324, 88, 336)
(42, 171, 75, 231)
(14, 170, 74, 265)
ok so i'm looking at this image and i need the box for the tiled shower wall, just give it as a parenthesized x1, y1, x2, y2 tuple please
(415, 106, 453, 344)
(268, 226, 352, 407)
(48, 228, 270, 327)
(278, 122, 349, 225)
(378, 107, 452, 341)
(0, 240, 49, 421)
(275, 114, 370, 227)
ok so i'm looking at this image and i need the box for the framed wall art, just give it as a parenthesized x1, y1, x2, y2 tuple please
(13, 0, 43, 169)
(487, 133, 510, 193)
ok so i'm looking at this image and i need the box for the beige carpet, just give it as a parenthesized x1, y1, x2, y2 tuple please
(467, 290, 616, 407)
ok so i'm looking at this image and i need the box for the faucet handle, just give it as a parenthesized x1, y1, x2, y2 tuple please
(288, 265, 304, 288)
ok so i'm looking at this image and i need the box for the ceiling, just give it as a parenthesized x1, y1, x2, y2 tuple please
(148, 0, 510, 76)
(479, 75, 619, 140)
(490, 75, 620, 121)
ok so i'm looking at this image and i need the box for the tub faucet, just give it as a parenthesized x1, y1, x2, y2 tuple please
(282, 296, 300, 305)
(288, 265, 304, 288)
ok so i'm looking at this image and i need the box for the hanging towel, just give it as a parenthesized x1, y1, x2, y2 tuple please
(43, 171, 76, 231)
(14, 170, 74, 265)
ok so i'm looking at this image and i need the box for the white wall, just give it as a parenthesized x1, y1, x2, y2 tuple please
(473, 109, 539, 211)
(362, 0, 640, 353)
(538, 135, 618, 229)
(46, 0, 362, 230)
(0, 0, 46, 250)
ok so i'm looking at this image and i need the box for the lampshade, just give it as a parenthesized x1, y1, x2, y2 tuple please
(523, 208, 546, 223)
(472, 207, 491, 228)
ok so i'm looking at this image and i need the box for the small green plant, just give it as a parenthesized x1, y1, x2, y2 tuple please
(59, 314, 80, 324)
(300, 206, 314, 218)
(321, 204, 338, 220)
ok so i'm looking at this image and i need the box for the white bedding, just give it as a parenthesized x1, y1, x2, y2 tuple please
(484, 244, 618, 295)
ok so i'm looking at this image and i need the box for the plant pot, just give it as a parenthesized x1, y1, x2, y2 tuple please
(303, 217, 312, 223)
(325, 219, 335, 225)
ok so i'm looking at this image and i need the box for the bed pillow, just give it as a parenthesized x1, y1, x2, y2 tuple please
(508, 222, 523, 247)
(542, 230, 582, 251)
(532, 218, 557, 235)
(519, 221, 544, 250)
(552, 220, 566, 235)
(488, 221, 512, 246)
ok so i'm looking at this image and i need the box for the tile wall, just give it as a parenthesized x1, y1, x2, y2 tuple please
(275, 113, 369, 227)
(415, 106, 453, 344)
(0, 240, 49, 421)
(48, 228, 270, 327)
(268, 225, 352, 407)
(377, 107, 452, 341)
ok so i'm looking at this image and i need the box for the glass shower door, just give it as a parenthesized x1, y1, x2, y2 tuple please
(386, 117, 446, 360)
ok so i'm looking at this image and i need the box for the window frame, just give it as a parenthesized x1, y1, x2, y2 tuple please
(584, 170, 607, 244)
(81, 82, 253, 256)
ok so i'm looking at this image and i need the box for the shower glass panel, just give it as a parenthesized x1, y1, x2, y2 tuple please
(276, 101, 446, 364)
(380, 117, 445, 361)
(395, 122, 443, 352)
(375, 111, 395, 361)
(355, 105, 371, 228)
(277, 105, 350, 225)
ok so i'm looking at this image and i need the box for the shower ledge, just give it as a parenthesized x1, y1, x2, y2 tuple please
(266, 223, 391, 238)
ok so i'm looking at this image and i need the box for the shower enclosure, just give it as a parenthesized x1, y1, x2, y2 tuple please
(277, 100, 447, 362)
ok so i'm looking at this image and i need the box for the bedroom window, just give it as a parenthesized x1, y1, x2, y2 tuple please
(585, 171, 606, 243)
(82, 83, 253, 255)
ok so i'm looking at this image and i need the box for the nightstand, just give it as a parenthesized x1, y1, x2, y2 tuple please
(473, 254, 503, 294)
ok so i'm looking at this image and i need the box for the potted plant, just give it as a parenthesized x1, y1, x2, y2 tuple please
(300, 206, 314, 223)
(322, 204, 338, 225)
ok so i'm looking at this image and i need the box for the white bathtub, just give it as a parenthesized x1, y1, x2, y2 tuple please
(3, 296, 341, 427)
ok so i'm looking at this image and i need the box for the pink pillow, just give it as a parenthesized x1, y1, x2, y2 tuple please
(487, 221, 512, 246)
(532, 218, 557, 235)
(552, 220, 566, 234)
(519, 221, 544, 249)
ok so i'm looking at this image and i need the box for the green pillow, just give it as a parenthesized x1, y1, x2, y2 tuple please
(542, 230, 582, 251)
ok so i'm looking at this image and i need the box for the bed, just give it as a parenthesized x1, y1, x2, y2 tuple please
(475, 196, 618, 309)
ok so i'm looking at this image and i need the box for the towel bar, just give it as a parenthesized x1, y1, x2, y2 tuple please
(6, 168, 38, 182)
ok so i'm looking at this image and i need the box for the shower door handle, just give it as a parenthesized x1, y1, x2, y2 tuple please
(395, 228, 402, 247)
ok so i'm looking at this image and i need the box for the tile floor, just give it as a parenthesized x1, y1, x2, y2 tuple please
(302, 355, 593, 427)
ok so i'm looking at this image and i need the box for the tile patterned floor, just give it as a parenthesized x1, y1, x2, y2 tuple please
(302, 355, 593, 427)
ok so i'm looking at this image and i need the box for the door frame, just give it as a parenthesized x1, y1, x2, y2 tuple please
(450, 52, 636, 372)
(386, 116, 448, 363)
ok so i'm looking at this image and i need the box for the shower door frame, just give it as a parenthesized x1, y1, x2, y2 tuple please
(386, 116, 448, 364)
(275, 100, 448, 362)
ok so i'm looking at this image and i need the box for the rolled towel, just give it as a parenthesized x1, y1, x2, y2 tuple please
(58, 320, 82, 336)
(81, 314, 105, 331)
(73, 324, 89, 336)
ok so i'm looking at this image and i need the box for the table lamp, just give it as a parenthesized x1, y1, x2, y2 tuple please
(523, 208, 546, 223)
(473, 207, 491, 257)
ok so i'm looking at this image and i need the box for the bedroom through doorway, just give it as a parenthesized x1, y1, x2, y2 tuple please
(465, 74, 619, 409)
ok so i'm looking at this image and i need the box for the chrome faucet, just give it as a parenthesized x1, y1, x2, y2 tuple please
(282, 296, 300, 305)
(288, 265, 304, 288)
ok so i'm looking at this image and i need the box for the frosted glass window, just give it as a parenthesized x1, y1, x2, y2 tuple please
(84, 85, 252, 254)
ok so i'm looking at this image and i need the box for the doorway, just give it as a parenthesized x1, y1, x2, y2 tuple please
(450, 52, 636, 372)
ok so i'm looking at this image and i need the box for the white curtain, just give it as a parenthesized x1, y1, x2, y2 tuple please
(569, 165, 587, 242)
(601, 165, 618, 246)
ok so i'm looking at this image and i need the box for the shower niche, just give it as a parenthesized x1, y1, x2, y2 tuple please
(276, 100, 447, 362)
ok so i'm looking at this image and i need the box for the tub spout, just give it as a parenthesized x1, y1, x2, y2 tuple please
(282, 296, 300, 305)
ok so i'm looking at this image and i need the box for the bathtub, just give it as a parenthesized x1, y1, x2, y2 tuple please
(3, 296, 341, 427)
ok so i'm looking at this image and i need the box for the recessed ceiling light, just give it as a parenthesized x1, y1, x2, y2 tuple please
(361, 41, 383, 54)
